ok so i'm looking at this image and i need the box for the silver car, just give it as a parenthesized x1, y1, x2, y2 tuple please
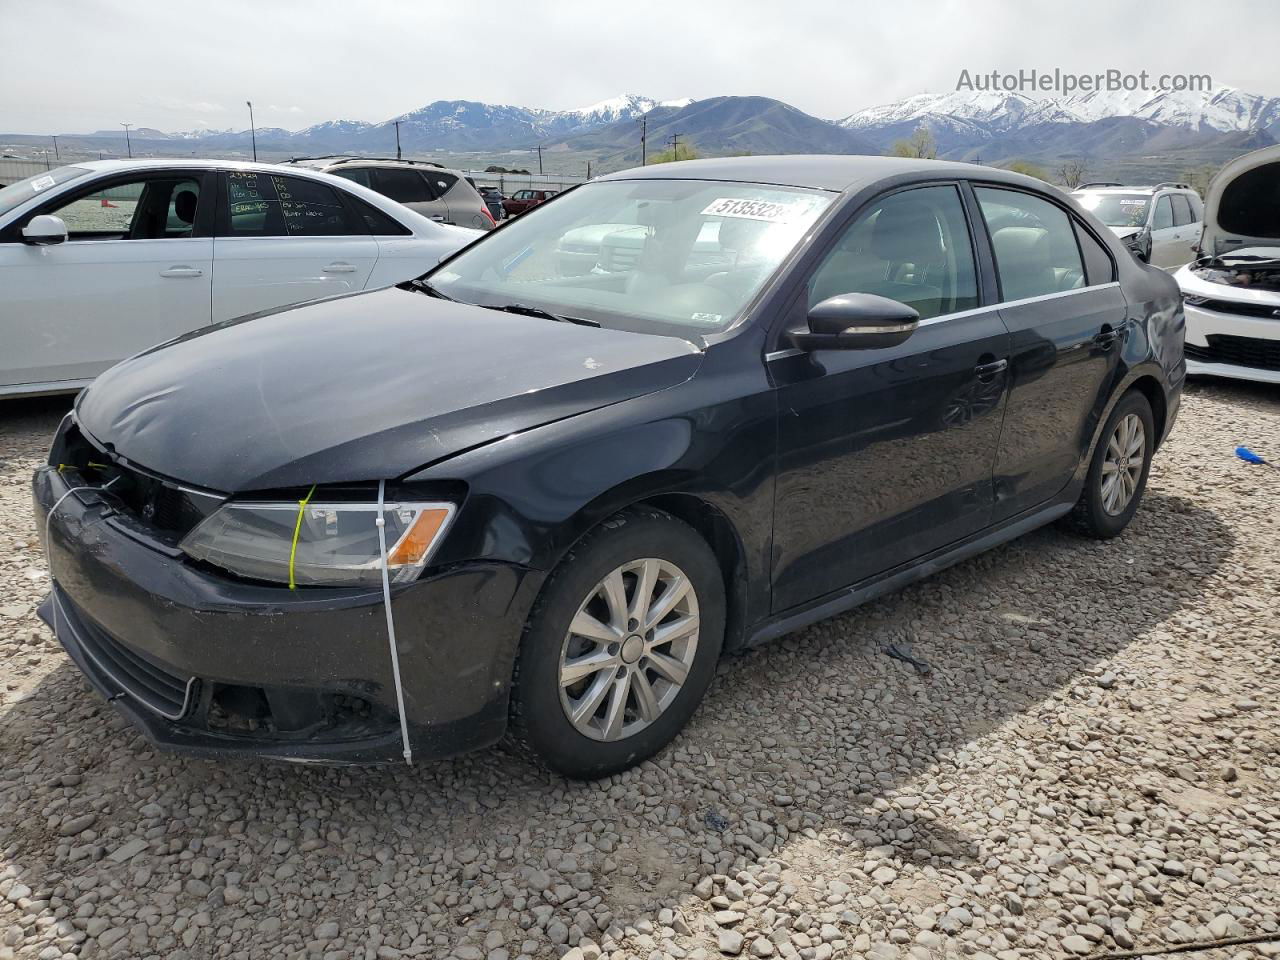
(286, 157, 496, 230)
(1072, 181, 1203, 270)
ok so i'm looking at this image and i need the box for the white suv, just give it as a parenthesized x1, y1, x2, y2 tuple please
(1175, 145, 1280, 384)
(1072, 182, 1203, 270)
(0, 159, 478, 398)
(287, 157, 496, 230)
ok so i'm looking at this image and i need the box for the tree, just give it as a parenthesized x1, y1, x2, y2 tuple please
(1005, 160, 1050, 181)
(649, 142, 699, 164)
(889, 126, 937, 160)
(1181, 163, 1219, 197)
(1057, 156, 1090, 189)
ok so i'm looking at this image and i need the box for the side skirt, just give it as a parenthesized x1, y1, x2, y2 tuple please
(745, 497, 1076, 648)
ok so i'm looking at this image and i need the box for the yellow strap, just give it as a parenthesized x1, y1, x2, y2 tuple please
(287, 485, 317, 590)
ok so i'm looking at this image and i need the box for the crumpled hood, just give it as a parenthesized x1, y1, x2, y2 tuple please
(76, 287, 702, 492)
(1109, 225, 1144, 242)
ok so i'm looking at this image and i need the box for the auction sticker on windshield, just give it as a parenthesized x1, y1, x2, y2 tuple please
(30, 175, 56, 192)
(701, 196, 822, 223)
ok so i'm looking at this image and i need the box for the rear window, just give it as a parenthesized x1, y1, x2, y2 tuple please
(1218, 163, 1280, 239)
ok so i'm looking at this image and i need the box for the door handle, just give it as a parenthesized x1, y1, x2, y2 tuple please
(322, 262, 358, 273)
(974, 358, 1008, 380)
(1093, 327, 1121, 349)
(159, 266, 203, 278)
(429, 215, 447, 222)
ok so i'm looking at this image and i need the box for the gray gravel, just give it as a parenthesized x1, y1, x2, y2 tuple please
(2, 380, 1279, 960)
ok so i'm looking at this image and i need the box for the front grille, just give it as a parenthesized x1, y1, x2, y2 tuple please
(56, 421, 223, 539)
(1189, 297, 1280, 320)
(55, 588, 196, 719)
(1186, 334, 1280, 372)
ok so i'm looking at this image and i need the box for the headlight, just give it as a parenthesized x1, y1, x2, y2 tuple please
(180, 500, 455, 587)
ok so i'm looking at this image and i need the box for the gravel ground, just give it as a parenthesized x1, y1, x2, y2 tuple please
(1, 380, 1278, 960)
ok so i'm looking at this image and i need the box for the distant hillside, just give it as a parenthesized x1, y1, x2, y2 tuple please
(553, 96, 878, 164)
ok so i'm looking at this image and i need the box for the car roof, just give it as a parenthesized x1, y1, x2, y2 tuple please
(1072, 184, 1195, 195)
(595, 154, 1060, 195)
(285, 156, 463, 175)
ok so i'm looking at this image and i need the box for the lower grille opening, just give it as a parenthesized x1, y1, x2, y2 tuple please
(56, 589, 196, 720)
(1187, 334, 1280, 372)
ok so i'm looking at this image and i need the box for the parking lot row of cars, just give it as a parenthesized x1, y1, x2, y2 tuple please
(1073, 150, 1280, 385)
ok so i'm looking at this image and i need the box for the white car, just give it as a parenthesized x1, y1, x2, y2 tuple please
(0, 159, 479, 398)
(1175, 145, 1280, 384)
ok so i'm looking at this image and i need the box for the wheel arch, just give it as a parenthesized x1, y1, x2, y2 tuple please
(1126, 374, 1169, 449)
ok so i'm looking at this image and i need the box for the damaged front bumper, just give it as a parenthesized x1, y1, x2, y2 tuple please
(33, 465, 538, 764)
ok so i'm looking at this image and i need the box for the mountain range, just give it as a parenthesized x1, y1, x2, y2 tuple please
(10, 86, 1278, 179)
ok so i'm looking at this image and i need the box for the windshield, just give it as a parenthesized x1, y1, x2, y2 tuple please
(1074, 192, 1151, 228)
(0, 165, 92, 219)
(427, 179, 833, 336)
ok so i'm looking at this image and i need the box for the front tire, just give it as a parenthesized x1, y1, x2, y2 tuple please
(1064, 390, 1155, 538)
(510, 507, 725, 779)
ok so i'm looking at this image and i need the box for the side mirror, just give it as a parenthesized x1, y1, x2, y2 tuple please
(21, 214, 69, 246)
(792, 293, 920, 351)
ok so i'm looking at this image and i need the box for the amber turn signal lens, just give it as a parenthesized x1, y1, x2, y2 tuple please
(387, 507, 452, 566)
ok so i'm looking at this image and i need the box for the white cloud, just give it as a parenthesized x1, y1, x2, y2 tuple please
(0, 0, 1274, 133)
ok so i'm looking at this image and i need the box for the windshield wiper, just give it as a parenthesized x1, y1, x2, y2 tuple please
(487, 303, 601, 327)
(409, 278, 458, 301)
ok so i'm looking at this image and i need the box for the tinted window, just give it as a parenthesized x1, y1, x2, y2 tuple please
(426, 171, 458, 195)
(1152, 196, 1174, 230)
(1187, 192, 1203, 221)
(1171, 194, 1194, 227)
(808, 185, 978, 320)
(330, 168, 372, 188)
(224, 172, 357, 237)
(976, 187, 1085, 301)
(1074, 221, 1115, 285)
(369, 169, 434, 203)
(347, 194, 411, 236)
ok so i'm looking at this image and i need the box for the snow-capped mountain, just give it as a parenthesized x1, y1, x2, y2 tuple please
(558, 94, 694, 127)
(841, 85, 1280, 137)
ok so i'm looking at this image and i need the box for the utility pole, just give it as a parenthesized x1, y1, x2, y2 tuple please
(638, 115, 647, 165)
(586, 160, 592, 179)
(246, 101, 257, 161)
(121, 123, 133, 158)
(51, 135, 59, 160)
(537, 145, 543, 175)
(667, 132, 683, 160)
(394, 120, 402, 160)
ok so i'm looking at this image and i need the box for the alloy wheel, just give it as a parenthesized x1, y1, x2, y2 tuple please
(557, 558, 700, 742)
(1101, 413, 1146, 515)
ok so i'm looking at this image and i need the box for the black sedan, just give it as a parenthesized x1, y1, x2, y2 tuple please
(34, 156, 1184, 779)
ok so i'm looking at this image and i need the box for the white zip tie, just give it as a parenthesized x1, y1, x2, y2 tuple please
(376, 479, 414, 765)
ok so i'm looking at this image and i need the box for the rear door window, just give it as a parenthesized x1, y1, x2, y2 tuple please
(975, 187, 1086, 301)
(368, 168, 436, 204)
(1073, 221, 1116, 285)
(223, 172, 360, 237)
(425, 171, 458, 196)
(1171, 194, 1194, 227)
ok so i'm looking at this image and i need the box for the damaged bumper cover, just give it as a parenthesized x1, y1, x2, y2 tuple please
(33, 465, 537, 764)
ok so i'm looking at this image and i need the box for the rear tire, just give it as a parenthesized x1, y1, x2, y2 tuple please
(1063, 390, 1154, 539)
(509, 507, 725, 779)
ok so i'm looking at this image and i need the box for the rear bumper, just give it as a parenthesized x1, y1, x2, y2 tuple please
(34, 465, 540, 764)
